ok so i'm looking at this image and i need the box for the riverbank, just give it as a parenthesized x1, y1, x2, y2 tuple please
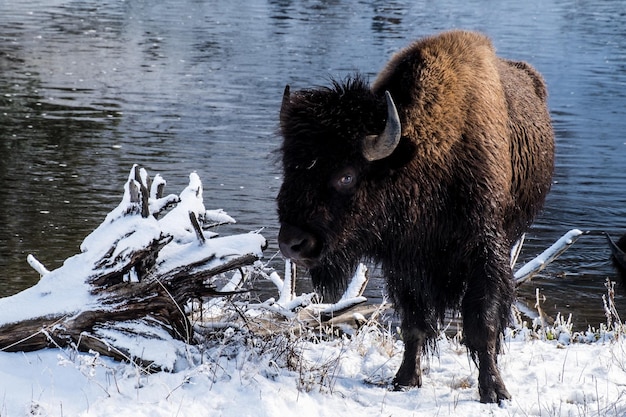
(1, 317, 624, 417)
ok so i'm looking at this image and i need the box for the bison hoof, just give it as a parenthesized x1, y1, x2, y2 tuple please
(479, 384, 511, 404)
(391, 373, 422, 391)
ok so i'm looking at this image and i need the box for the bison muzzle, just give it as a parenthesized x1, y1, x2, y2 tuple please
(276, 30, 554, 403)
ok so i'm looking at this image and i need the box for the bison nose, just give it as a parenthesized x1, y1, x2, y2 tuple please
(278, 223, 320, 263)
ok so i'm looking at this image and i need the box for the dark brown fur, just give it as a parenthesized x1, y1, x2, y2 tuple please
(277, 30, 554, 403)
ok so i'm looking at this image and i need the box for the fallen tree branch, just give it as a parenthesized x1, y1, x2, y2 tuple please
(513, 229, 584, 287)
(0, 166, 266, 370)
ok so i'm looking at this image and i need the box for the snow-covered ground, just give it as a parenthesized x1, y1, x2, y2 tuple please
(1, 321, 625, 417)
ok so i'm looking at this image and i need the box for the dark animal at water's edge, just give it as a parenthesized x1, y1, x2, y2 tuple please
(617, 234, 626, 266)
(276, 30, 554, 403)
(607, 233, 626, 280)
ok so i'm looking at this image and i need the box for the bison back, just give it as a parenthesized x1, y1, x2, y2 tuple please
(498, 59, 555, 239)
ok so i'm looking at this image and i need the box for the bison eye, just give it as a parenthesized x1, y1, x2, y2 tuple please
(339, 174, 353, 186)
(332, 167, 358, 193)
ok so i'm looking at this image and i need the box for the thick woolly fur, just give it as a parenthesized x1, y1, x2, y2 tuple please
(277, 30, 554, 403)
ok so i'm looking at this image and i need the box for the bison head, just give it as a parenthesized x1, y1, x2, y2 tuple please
(276, 76, 407, 296)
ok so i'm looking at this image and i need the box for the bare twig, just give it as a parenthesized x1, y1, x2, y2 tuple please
(189, 211, 206, 244)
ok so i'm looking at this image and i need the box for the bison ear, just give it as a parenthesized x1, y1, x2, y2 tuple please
(280, 85, 291, 121)
(362, 91, 402, 162)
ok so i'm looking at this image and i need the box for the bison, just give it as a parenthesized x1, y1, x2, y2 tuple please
(276, 30, 554, 403)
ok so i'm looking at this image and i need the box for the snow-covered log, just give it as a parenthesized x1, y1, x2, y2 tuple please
(513, 229, 584, 286)
(0, 166, 266, 370)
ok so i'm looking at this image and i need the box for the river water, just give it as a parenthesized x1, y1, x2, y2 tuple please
(1, 0, 625, 330)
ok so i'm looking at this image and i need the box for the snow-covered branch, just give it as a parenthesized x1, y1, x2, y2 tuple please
(0, 166, 266, 370)
(513, 229, 584, 286)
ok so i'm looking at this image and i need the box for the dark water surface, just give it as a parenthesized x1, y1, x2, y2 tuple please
(1, 0, 625, 330)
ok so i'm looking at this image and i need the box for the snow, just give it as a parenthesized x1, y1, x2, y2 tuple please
(0, 253, 95, 324)
(0, 324, 625, 416)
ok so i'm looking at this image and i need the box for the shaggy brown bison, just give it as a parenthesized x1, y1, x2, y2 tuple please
(277, 30, 554, 403)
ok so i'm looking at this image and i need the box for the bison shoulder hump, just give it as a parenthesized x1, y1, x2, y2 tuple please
(502, 60, 548, 101)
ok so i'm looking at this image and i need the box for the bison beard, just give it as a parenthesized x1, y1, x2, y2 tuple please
(277, 30, 554, 403)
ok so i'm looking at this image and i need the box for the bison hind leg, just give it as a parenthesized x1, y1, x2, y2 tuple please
(475, 350, 511, 403)
(464, 323, 512, 403)
(462, 247, 514, 403)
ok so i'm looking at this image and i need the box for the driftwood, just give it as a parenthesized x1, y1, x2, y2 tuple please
(0, 166, 266, 370)
(512, 229, 584, 287)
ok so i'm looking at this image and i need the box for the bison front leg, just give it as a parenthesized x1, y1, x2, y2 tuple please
(462, 250, 514, 403)
(392, 326, 426, 390)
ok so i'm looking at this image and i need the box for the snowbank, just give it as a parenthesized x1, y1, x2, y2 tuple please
(1, 324, 624, 417)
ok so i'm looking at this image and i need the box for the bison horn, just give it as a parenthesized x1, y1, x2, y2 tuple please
(362, 91, 402, 162)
